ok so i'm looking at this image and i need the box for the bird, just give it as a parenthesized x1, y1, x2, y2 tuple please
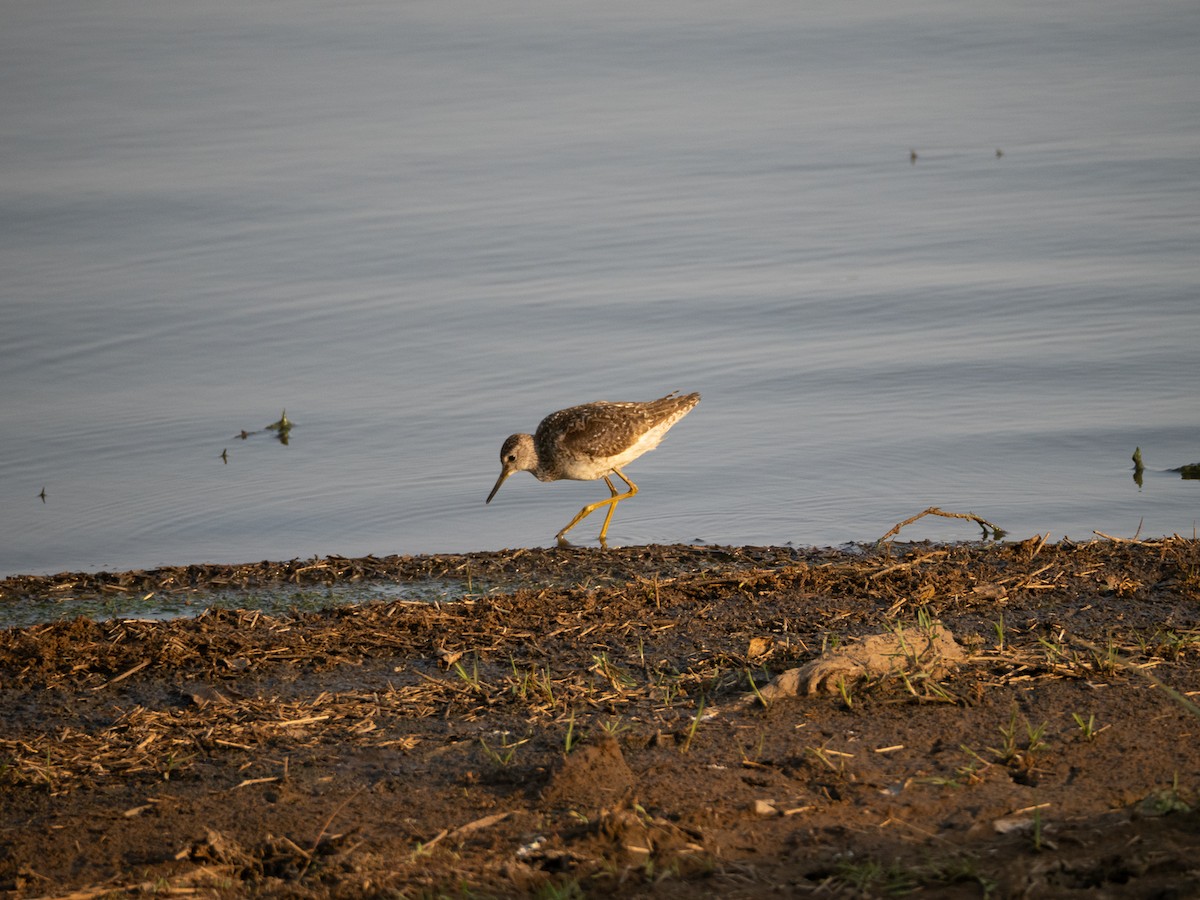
(486, 391, 700, 545)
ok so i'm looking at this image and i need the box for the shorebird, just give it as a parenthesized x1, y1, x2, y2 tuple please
(486, 391, 700, 544)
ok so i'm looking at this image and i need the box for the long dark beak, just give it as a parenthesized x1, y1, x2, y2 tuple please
(486, 469, 511, 504)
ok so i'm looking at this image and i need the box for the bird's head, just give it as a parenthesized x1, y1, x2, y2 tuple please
(486, 433, 536, 504)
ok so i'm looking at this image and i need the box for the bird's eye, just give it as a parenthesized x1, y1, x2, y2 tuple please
(506, 454, 516, 462)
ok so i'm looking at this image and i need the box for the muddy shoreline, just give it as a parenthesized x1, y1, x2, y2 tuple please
(3, 538, 1200, 897)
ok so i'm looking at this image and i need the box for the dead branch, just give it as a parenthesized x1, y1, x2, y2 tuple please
(877, 506, 1006, 545)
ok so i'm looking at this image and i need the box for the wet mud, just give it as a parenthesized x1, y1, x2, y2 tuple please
(2, 537, 1200, 897)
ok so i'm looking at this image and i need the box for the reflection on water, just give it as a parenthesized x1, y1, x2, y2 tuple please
(1, 0, 1198, 576)
(1133, 447, 1200, 487)
(222, 411, 296, 463)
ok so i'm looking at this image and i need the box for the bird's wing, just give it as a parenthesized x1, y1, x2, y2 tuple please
(541, 403, 639, 459)
(545, 397, 693, 460)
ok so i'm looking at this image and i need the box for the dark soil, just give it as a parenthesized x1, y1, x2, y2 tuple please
(3, 537, 1200, 898)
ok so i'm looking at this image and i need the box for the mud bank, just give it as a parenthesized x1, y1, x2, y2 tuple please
(2, 538, 1200, 897)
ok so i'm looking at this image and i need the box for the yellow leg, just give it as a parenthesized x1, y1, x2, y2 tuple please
(556, 476, 620, 542)
(598, 470, 638, 542)
(555, 469, 639, 544)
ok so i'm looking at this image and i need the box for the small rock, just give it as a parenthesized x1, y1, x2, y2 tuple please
(972, 583, 1007, 600)
(747, 636, 775, 660)
(993, 816, 1035, 835)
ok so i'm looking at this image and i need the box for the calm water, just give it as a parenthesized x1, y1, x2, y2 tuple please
(2, 0, 1198, 577)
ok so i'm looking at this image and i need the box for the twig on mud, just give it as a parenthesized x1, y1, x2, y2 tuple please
(876, 506, 1006, 545)
(1027, 531, 1051, 559)
(297, 787, 363, 878)
(869, 550, 948, 580)
(1093, 526, 1149, 545)
(417, 812, 511, 855)
(267, 715, 330, 728)
(1068, 635, 1200, 720)
(89, 659, 150, 691)
(415, 828, 450, 856)
(449, 812, 510, 839)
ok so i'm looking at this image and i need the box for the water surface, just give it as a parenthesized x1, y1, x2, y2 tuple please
(2, 0, 1198, 576)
